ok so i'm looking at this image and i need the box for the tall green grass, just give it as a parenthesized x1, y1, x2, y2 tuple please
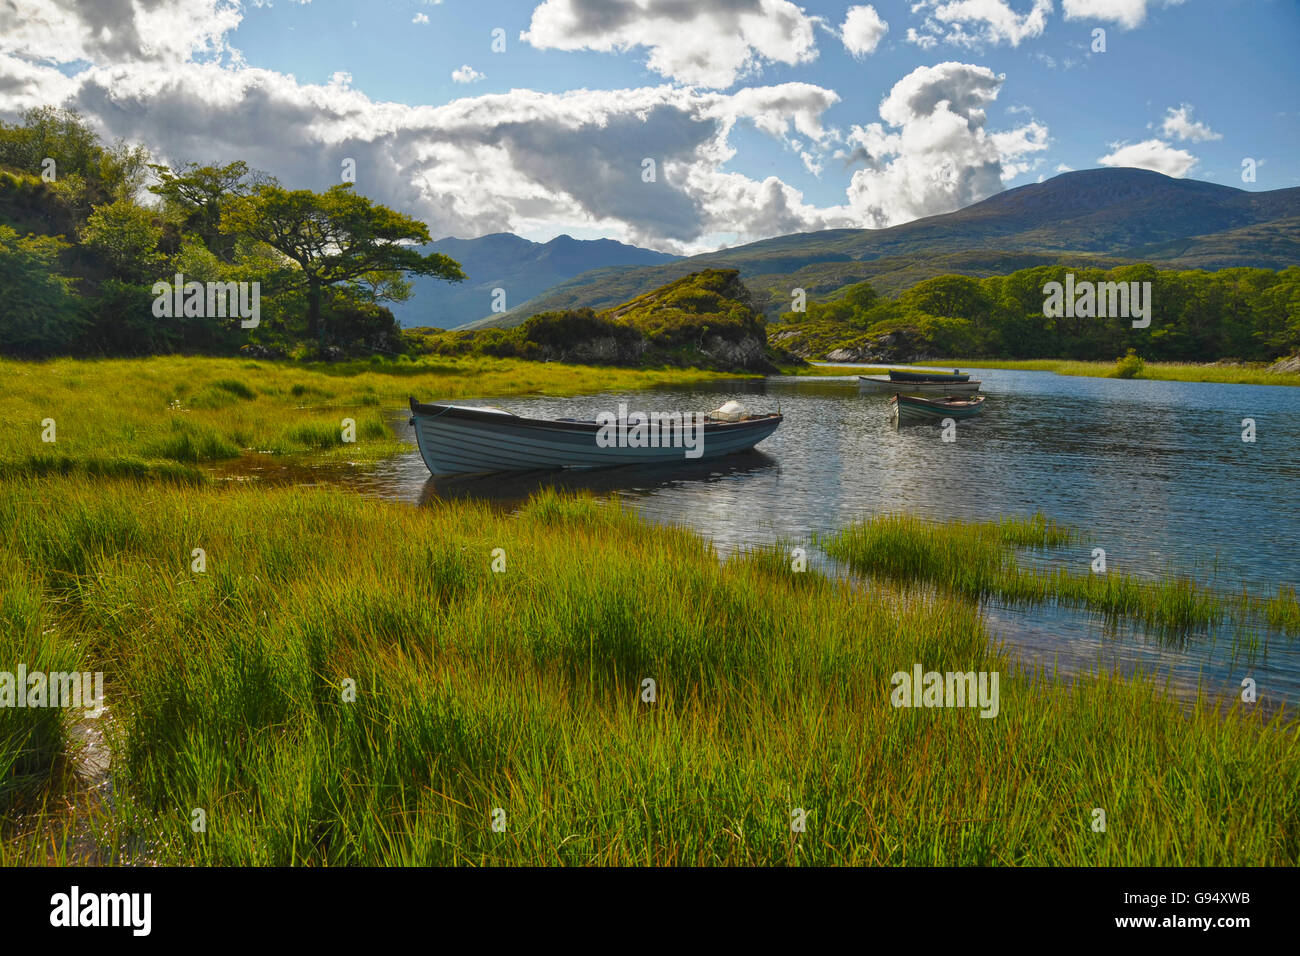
(820, 513, 1290, 635)
(1, 478, 1295, 865)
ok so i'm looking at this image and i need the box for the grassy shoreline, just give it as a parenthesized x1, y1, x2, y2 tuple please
(0, 355, 755, 481)
(1, 355, 1296, 866)
(2, 478, 1296, 865)
(797, 358, 1300, 387)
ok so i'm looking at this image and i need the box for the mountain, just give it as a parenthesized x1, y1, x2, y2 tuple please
(390, 232, 679, 328)
(462, 168, 1300, 329)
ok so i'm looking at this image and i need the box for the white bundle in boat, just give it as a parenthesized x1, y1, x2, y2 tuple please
(708, 400, 746, 422)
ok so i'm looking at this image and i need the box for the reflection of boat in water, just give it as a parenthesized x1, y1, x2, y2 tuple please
(417, 449, 779, 507)
(409, 398, 782, 476)
(891, 394, 986, 424)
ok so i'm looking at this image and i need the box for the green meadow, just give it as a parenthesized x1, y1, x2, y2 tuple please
(0, 356, 1296, 866)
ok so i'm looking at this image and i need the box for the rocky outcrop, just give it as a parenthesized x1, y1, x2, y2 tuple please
(1267, 354, 1300, 374)
(772, 327, 935, 364)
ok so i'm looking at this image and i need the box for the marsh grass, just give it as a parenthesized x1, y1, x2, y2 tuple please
(1, 478, 1296, 865)
(796, 360, 1300, 386)
(820, 513, 1292, 637)
(0, 355, 748, 479)
(1269, 587, 1300, 633)
(933, 359, 1300, 387)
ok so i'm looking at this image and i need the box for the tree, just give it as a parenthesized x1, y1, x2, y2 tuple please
(221, 183, 465, 342)
(79, 199, 164, 283)
(149, 160, 256, 261)
(0, 226, 84, 355)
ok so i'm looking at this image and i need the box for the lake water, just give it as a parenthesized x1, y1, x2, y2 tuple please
(304, 368, 1300, 709)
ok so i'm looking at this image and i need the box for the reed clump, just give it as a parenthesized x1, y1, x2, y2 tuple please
(820, 513, 1269, 634)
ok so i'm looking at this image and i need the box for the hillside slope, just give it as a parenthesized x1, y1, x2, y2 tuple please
(467, 168, 1300, 328)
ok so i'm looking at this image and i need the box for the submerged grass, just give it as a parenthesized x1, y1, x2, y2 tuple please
(0, 355, 751, 479)
(820, 513, 1291, 637)
(1, 478, 1296, 865)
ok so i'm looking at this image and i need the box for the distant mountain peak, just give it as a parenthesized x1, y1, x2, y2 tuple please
(390, 231, 681, 329)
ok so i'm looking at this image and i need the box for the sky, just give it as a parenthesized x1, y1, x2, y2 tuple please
(0, 0, 1296, 254)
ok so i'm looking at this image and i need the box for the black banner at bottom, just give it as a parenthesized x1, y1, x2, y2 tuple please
(0, 865, 1285, 943)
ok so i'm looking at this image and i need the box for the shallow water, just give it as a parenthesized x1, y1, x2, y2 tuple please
(240, 368, 1300, 709)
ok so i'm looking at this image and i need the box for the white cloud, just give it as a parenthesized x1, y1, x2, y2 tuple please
(841, 5, 889, 58)
(907, 0, 1053, 49)
(520, 0, 820, 88)
(1160, 103, 1220, 142)
(0, 17, 855, 252)
(0, 1, 1057, 254)
(1056, 162, 1073, 171)
(841, 61, 1049, 226)
(0, 0, 241, 66)
(1062, 0, 1185, 30)
(1098, 138, 1197, 176)
(451, 65, 483, 83)
(413, 13, 429, 24)
(906, 28, 939, 50)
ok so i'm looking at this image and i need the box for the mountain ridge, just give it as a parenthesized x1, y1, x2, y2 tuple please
(460, 168, 1300, 330)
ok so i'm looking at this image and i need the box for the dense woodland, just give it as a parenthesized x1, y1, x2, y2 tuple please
(772, 266, 1300, 363)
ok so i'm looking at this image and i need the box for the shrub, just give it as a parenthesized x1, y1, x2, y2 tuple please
(1116, 348, 1146, 379)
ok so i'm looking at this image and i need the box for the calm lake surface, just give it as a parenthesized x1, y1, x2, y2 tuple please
(304, 368, 1300, 709)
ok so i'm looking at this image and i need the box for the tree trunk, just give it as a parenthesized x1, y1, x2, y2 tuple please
(307, 279, 322, 343)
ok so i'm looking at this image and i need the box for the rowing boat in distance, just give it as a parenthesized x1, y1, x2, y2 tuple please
(890, 393, 986, 424)
(887, 368, 971, 383)
(859, 375, 982, 394)
(409, 398, 783, 476)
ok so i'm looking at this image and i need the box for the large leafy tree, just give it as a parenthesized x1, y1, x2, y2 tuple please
(149, 160, 257, 261)
(221, 183, 465, 341)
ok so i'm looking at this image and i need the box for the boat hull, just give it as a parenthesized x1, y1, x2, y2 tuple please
(409, 399, 783, 476)
(859, 376, 982, 394)
(891, 394, 986, 424)
(887, 369, 970, 383)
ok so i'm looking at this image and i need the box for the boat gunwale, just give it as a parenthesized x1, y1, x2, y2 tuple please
(409, 397, 783, 433)
(889, 394, 987, 410)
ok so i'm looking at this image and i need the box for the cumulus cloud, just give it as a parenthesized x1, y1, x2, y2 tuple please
(413, 13, 429, 24)
(1098, 138, 1197, 176)
(0, 0, 241, 66)
(451, 65, 483, 83)
(842, 61, 1049, 226)
(0, 1, 1053, 253)
(907, 0, 1052, 49)
(1062, 0, 1185, 30)
(841, 5, 889, 58)
(520, 0, 819, 88)
(0, 8, 855, 253)
(1160, 103, 1220, 142)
